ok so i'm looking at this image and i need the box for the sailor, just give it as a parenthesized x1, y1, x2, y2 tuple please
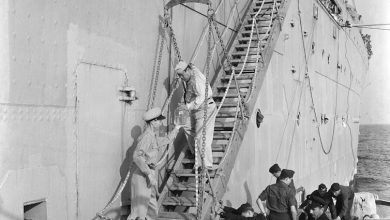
(257, 169, 298, 220)
(221, 203, 266, 220)
(308, 201, 329, 220)
(328, 183, 355, 220)
(128, 107, 181, 220)
(175, 60, 217, 169)
(269, 163, 296, 194)
(300, 184, 336, 220)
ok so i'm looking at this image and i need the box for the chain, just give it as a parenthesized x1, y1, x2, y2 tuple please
(164, 8, 182, 61)
(196, 4, 214, 219)
(148, 28, 166, 110)
(212, 13, 232, 68)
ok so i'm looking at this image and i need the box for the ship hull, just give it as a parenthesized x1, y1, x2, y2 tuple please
(0, 0, 368, 219)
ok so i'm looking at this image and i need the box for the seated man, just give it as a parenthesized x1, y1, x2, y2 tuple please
(221, 203, 266, 220)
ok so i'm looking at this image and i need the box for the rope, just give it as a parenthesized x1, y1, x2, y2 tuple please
(96, 165, 132, 219)
(245, 0, 277, 103)
(235, 0, 266, 78)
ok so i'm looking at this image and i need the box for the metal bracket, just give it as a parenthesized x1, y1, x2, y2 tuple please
(165, 0, 211, 10)
(118, 86, 137, 103)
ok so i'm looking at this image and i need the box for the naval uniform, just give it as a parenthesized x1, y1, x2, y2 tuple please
(314, 213, 329, 220)
(277, 177, 296, 195)
(310, 190, 336, 218)
(329, 185, 355, 220)
(259, 181, 297, 220)
(128, 127, 179, 220)
(182, 66, 216, 168)
(301, 190, 336, 220)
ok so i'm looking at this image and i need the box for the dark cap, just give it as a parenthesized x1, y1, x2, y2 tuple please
(309, 201, 323, 209)
(237, 203, 254, 214)
(330, 183, 340, 192)
(318, 183, 327, 191)
(269, 164, 281, 174)
(280, 169, 295, 179)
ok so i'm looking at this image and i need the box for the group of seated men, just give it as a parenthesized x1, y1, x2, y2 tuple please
(220, 164, 355, 220)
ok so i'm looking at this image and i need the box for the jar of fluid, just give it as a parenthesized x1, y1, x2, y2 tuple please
(174, 104, 189, 126)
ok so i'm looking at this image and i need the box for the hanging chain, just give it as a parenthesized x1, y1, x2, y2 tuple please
(212, 14, 232, 68)
(164, 7, 182, 61)
(148, 27, 166, 110)
(196, 4, 214, 219)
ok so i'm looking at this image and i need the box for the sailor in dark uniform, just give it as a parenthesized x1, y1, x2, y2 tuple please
(300, 184, 336, 220)
(257, 169, 298, 220)
(308, 201, 329, 220)
(328, 183, 355, 220)
(269, 164, 296, 194)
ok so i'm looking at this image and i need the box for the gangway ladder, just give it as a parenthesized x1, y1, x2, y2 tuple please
(157, 0, 291, 219)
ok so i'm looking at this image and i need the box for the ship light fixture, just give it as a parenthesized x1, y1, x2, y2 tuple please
(118, 86, 137, 103)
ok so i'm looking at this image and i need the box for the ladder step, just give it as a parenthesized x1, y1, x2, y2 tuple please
(213, 92, 240, 99)
(243, 21, 272, 27)
(243, 23, 273, 30)
(213, 151, 225, 158)
(234, 63, 260, 70)
(157, 211, 196, 220)
(213, 139, 230, 145)
(216, 110, 239, 118)
(217, 84, 250, 90)
(162, 196, 196, 207)
(213, 144, 227, 152)
(221, 73, 254, 80)
(182, 158, 220, 164)
(216, 102, 239, 108)
(214, 131, 232, 139)
(241, 29, 269, 35)
(231, 51, 265, 58)
(230, 57, 263, 64)
(253, 4, 280, 11)
(215, 120, 235, 128)
(237, 37, 268, 43)
(256, 0, 281, 5)
(173, 169, 217, 177)
(249, 11, 274, 17)
(247, 15, 277, 23)
(168, 181, 211, 192)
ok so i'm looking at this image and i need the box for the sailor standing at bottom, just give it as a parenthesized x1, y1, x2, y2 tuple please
(174, 61, 217, 170)
(256, 169, 298, 220)
(128, 107, 181, 220)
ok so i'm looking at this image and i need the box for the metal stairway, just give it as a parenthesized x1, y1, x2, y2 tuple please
(156, 0, 290, 219)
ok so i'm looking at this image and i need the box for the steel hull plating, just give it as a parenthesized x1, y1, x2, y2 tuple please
(0, 0, 367, 219)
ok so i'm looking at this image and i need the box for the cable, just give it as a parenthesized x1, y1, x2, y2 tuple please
(352, 23, 390, 27)
(180, 3, 238, 33)
(355, 26, 390, 31)
(297, 0, 337, 155)
(342, 27, 358, 164)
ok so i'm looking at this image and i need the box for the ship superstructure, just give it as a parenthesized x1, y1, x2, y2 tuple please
(0, 0, 368, 219)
